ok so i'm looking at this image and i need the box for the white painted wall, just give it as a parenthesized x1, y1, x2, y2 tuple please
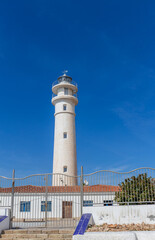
(83, 205, 155, 225)
(0, 217, 10, 234)
(0, 192, 115, 220)
(73, 232, 155, 240)
(13, 194, 81, 220)
(0, 208, 10, 233)
(1, 193, 154, 227)
(2, 193, 154, 225)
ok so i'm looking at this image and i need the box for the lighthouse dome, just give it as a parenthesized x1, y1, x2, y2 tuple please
(58, 73, 72, 84)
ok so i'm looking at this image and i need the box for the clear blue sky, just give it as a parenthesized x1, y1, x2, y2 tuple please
(0, 0, 155, 177)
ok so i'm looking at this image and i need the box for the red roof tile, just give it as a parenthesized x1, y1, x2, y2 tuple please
(0, 184, 119, 193)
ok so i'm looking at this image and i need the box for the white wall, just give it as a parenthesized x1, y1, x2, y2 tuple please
(73, 232, 155, 240)
(0, 192, 116, 221)
(0, 208, 10, 233)
(0, 193, 81, 220)
(1, 194, 154, 226)
(83, 205, 155, 225)
(3, 193, 154, 226)
(0, 217, 10, 234)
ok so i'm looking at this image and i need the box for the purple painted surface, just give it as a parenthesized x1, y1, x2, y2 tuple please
(0, 216, 7, 223)
(73, 213, 92, 235)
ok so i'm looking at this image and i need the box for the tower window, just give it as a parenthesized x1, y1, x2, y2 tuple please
(63, 104, 67, 111)
(63, 132, 67, 138)
(63, 166, 67, 172)
(64, 88, 68, 95)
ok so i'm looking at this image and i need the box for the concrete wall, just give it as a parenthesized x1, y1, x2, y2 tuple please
(0, 217, 9, 234)
(0, 208, 10, 217)
(83, 205, 155, 225)
(73, 231, 155, 240)
(0, 208, 10, 233)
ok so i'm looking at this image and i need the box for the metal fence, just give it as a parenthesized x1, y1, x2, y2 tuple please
(0, 167, 154, 228)
(82, 167, 155, 206)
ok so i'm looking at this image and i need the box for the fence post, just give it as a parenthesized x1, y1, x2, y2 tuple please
(45, 174, 48, 228)
(10, 169, 15, 229)
(80, 166, 84, 217)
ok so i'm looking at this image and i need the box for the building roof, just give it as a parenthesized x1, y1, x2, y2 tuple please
(0, 184, 119, 193)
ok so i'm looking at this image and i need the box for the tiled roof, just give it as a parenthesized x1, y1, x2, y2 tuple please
(0, 184, 119, 193)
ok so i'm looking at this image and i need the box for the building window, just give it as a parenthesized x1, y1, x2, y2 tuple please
(63, 132, 67, 138)
(63, 166, 67, 172)
(64, 88, 68, 95)
(83, 200, 93, 207)
(20, 201, 30, 212)
(103, 200, 113, 206)
(41, 201, 52, 212)
(63, 105, 67, 111)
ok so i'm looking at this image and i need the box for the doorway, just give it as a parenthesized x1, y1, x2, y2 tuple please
(62, 201, 72, 218)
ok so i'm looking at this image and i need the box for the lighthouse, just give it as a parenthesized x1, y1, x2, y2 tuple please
(52, 72, 78, 186)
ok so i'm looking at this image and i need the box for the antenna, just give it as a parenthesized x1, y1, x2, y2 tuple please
(62, 70, 68, 75)
(84, 178, 89, 186)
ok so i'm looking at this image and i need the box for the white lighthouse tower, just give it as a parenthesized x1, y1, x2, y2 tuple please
(52, 72, 78, 186)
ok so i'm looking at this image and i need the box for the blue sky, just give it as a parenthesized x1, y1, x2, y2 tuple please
(0, 0, 155, 177)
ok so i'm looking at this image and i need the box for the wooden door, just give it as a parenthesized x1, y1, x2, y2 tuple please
(62, 201, 72, 218)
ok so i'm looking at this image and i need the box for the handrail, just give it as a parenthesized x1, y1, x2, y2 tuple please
(52, 93, 77, 98)
(52, 80, 78, 88)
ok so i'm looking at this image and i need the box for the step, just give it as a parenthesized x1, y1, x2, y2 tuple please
(0, 238, 72, 240)
(0, 237, 72, 240)
(1, 234, 72, 237)
(1, 229, 74, 240)
(3, 229, 74, 234)
(1, 234, 47, 238)
(3, 230, 28, 234)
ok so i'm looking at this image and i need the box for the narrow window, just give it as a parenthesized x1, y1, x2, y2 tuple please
(20, 201, 31, 212)
(63, 166, 67, 172)
(83, 200, 93, 207)
(63, 104, 67, 111)
(41, 201, 52, 212)
(64, 88, 68, 95)
(63, 132, 67, 138)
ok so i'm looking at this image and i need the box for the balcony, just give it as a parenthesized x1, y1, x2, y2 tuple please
(52, 92, 78, 98)
(52, 80, 78, 88)
(52, 92, 78, 106)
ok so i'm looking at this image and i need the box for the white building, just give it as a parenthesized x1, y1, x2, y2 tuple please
(0, 184, 117, 227)
(52, 73, 78, 186)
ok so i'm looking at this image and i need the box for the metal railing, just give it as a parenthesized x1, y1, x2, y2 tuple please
(82, 167, 155, 206)
(0, 167, 154, 228)
(52, 80, 78, 88)
(52, 92, 78, 99)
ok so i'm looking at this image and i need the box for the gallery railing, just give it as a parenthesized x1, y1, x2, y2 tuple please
(52, 80, 78, 88)
(52, 92, 78, 99)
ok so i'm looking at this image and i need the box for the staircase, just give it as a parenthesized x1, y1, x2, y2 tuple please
(0, 229, 74, 240)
